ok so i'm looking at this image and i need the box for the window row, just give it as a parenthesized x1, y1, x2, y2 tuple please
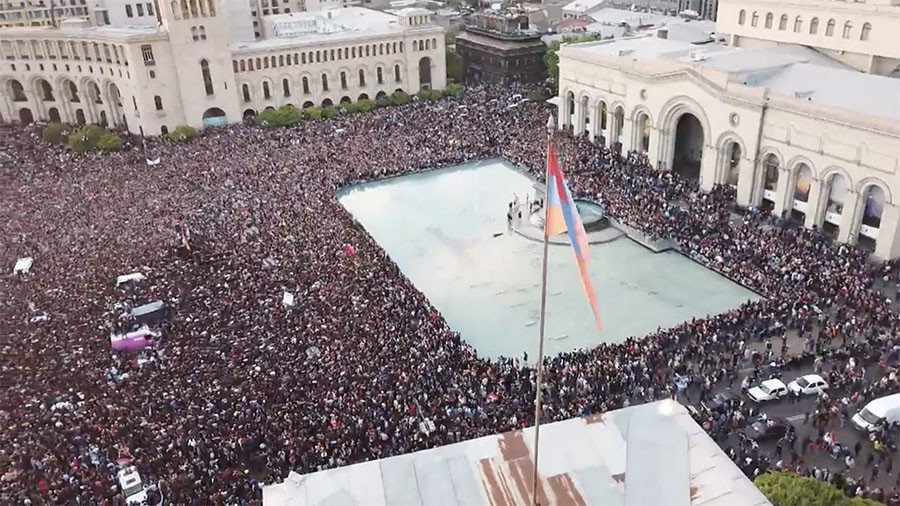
(411, 38, 438, 51)
(6, 60, 131, 80)
(0, 39, 130, 66)
(170, 0, 215, 20)
(240, 66, 404, 102)
(233, 41, 405, 73)
(738, 10, 872, 41)
(191, 25, 207, 41)
(124, 2, 154, 17)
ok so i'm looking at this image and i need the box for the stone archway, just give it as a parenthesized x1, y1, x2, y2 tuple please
(202, 107, 228, 127)
(37, 79, 54, 101)
(759, 153, 781, 212)
(672, 113, 703, 182)
(418, 56, 432, 90)
(595, 101, 608, 146)
(632, 110, 652, 153)
(857, 183, 888, 250)
(322, 98, 333, 107)
(821, 171, 850, 238)
(565, 91, 575, 132)
(789, 162, 813, 223)
(18, 108, 34, 124)
(48, 107, 61, 123)
(721, 140, 742, 188)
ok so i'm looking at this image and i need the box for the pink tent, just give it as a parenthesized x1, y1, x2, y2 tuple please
(110, 328, 156, 352)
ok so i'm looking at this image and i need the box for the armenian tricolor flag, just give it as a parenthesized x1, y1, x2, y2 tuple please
(544, 143, 602, 332)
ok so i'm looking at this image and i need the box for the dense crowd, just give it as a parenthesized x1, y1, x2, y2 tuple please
(3, 85, 900, 504)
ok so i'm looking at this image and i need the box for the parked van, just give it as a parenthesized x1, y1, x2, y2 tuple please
(852, 393, 900, 432)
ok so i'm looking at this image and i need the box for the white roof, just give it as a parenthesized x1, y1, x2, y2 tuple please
(562, 0, 607, 14)
(262, 400, 771, 506)
(585, 8, 673, 28)
(797, 374, 825, 383)
(760, 378, 786, 389)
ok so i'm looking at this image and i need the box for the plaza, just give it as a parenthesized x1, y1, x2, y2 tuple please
(338, 158, 760, 360)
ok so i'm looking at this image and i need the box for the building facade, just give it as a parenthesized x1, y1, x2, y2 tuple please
(0, 4, 446, 133)
(455, 12, 545, 85)
(556, 37, 900, 259)
(716, 0, 900, 76)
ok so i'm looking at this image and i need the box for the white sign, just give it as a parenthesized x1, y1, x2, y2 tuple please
(763, 189, 776, 202)
(792, 200, 808, 213)
(13, 257, 33, 274)
(282, 291, 295, 308)
(860, 224, 880, 240)
(824, 211, 841, 226)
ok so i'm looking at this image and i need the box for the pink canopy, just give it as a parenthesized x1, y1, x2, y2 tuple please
(110, 329, 155, 352)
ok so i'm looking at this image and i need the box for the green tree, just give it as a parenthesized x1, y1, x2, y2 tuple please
(302, 106, 323, 121)
(755, 472, 885, 506)
(321, 106, 338, 119)
(258, 104, 301, 128)
(446, 48, 464, 83)
(96, 132, 123, 152)
(168, 125, 198, 141)
(544, 33, 600, 88)
(390, 90, 411, 106)
(444, 83, 464, 98)
(356, 99, 376, 112)
(42, 122, 67, 144)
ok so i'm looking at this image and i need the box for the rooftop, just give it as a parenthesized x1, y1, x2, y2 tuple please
(262, 400, 772, 506)
(562, 0, 608, 14)
(566, 35, 900, 122)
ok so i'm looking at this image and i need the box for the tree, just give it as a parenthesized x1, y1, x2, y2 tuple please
(544, 33, 600, 88)
(96, 132, 123, 152)
(755, 472, 885, 506)
(390, 90, 410, 106)
(42, 122, 67, 144)
(66, 125, 121, 153)
(302, 106, 323, 121)
(446, 48, 464, 83)
(258, 105, 301, 128)
(444, 83, 464, 98)
(168, 125, 198, 142)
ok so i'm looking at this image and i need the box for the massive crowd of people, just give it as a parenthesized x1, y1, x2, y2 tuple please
(3, 84, 900, 504)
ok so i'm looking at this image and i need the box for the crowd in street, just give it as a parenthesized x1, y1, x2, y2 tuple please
(4, 84, 900, 504)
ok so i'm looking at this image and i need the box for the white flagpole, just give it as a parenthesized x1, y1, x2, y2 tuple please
(531, 114, 555, 506)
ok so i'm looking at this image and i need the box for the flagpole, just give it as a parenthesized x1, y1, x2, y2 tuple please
(531, 114, 555, 506)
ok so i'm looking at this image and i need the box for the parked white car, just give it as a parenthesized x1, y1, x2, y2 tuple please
(747, 378, 788, 403)
(117, 466, 148, 505)
(787, 374, 829, 396)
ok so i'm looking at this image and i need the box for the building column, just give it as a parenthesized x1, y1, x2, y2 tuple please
(772, 167, 792, 216)
(875, 204, 900, 260)
(622, 118, 635, 154)
(575, 103, 585, 138)
(837, 190, 861, 244)
(699, 143, 717, 192)
(557, 99, 567, 131)
(599, 109, 609, 147)
(804, 178, 824, 229)
(736, 155, 754, 207)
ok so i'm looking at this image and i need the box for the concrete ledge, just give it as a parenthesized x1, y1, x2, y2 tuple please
(606, 217, 679, 253)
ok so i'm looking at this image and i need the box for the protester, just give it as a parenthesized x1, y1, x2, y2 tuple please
(3, 85, 900, 504)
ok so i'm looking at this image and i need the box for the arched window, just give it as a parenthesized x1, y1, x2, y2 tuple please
(279, 55, 284, 66)
(283, 78, 290, 97)
(351, 47, 356, 58)
(9, 79, 26, 101)
(394, 64, 401, 82)
(778, 14, 787, 30)
(240, 60, 246, 72)
(330, 49, 335, 60)
(315, 51, 320, 63)
(751, 11, 759, 27)
(377, 66, 383, 85)
(256, 57, 261, 68)
(242, 83, 250, 102)
(263, 81, 270, 99)
(842, 21, 852, 38)
(826, 18, 835, 36)
(199, 26, 206, 40)
(248, 59, 254, 71)
(321, 73, 328, 92)
(154, 95, 163, 110)
(191, 26, 198, 41)
(302, 76, 309, 94)
(809, 17, 819, 34)
(340, 71, 347, 90)
(232, 60, 238, 72)
(301, 53, 306, 64)
(764, 12, 773, 28)
(200, 59, 214, 95)
(793, 16, 802, 32)
(392, 42, 397, 53)
(861, 22, 871, 41)
(400, 41, 404, 52)
(738, 9, 746, 25)
(208, 0, 215, 16)
(358, 69, 365, 87)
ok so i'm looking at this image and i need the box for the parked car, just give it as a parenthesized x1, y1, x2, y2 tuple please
(117, 466, 148, 505)
(787, 374, 829, 396)
(743, 417, 791, 441)
(746, 378, 788, 403)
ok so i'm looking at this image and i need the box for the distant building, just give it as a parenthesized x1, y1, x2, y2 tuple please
(455, 12, 546, 84)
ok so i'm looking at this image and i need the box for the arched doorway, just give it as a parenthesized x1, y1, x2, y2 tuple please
(340, 96, 351, 104)
(673, 113, 703, 182)
(857, 184, 886, 250)
(612, 106, 624, 155)
(202, 107, 228, 127)
(18, 108, 34, 124)
(790, 163, 813, 223)
(8, 79, 27, 102)
(243, 108, 257, 120)
(760, 153, 780, 212)
(580, 95, 589, 136)
(64, 80, 80, 103)
(75, 108, 86, 124)
(358, 93, 369, 101)
(822, 172, 849, 238)
(99, 110, 108, 126)
(596, 101, 607, 146)
(37, 79, 54, 101)
(302, 101, 315, 109)
(375, 91, 386, 101)
(322, 98, 333, 107)
(418, 56, 432, 90)
(723, 141, 741, 187)
(48, 107, 60, 123)
(634, 112, 651, 153)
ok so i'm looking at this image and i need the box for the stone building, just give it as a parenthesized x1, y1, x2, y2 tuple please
(455, 12, 545, 85)
(0, 3, 447, 133)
